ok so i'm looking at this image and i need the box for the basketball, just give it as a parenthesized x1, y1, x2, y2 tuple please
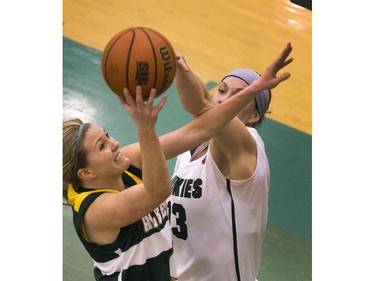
(101, 27, 177, 101)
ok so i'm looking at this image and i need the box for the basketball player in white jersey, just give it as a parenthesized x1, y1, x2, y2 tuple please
(168, 43, 293, 281)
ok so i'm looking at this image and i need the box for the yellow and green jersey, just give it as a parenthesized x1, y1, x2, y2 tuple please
(67, 165, 173, 281)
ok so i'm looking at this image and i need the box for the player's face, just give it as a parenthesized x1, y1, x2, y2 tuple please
(82, 124, 130, 178)
(213, 76, 257, 122)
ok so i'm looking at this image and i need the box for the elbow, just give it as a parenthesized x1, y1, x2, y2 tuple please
(150, 182, 172, 205)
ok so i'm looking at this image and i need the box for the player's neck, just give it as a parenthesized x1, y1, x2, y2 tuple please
(82, 176, 125, 191)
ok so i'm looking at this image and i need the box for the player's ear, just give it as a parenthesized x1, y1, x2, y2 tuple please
(248, 112, 260, 124)
(77, 168, 96, 181)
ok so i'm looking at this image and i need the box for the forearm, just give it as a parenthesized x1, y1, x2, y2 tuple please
(193, 85, 261, 135)
(138, 128, 171, 200)
(175, 57, 211, 116)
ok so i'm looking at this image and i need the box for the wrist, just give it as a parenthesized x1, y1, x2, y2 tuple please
(247, 79, 264, 93)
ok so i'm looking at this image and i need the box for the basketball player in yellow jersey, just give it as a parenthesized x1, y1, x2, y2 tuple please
(63, 43, 292, 281)
(169, 43, 293, 281)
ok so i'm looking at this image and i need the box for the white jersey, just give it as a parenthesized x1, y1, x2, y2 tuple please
(168, 127, 270, 281)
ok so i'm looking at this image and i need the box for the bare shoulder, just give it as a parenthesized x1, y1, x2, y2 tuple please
(210, 123, 258, 180)
(82, 192, 122, 245)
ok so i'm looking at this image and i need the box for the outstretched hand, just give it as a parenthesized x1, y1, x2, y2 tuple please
(253, 42, 293, 91)
(118, 86, 168, 130)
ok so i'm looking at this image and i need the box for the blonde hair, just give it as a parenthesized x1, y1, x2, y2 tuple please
(62, 118, 88, 202)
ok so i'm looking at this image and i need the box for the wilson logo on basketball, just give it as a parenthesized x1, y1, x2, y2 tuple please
(136, 61, 149, 85)
(159, 46, 173, 92)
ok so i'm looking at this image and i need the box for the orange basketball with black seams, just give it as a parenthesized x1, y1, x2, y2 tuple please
(101, 27, 177, 100)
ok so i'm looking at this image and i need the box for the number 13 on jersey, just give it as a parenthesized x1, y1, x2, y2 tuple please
(168, 202, 188, 240)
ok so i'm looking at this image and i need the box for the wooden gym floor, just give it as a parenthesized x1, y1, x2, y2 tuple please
(63, 0, 311, 280)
